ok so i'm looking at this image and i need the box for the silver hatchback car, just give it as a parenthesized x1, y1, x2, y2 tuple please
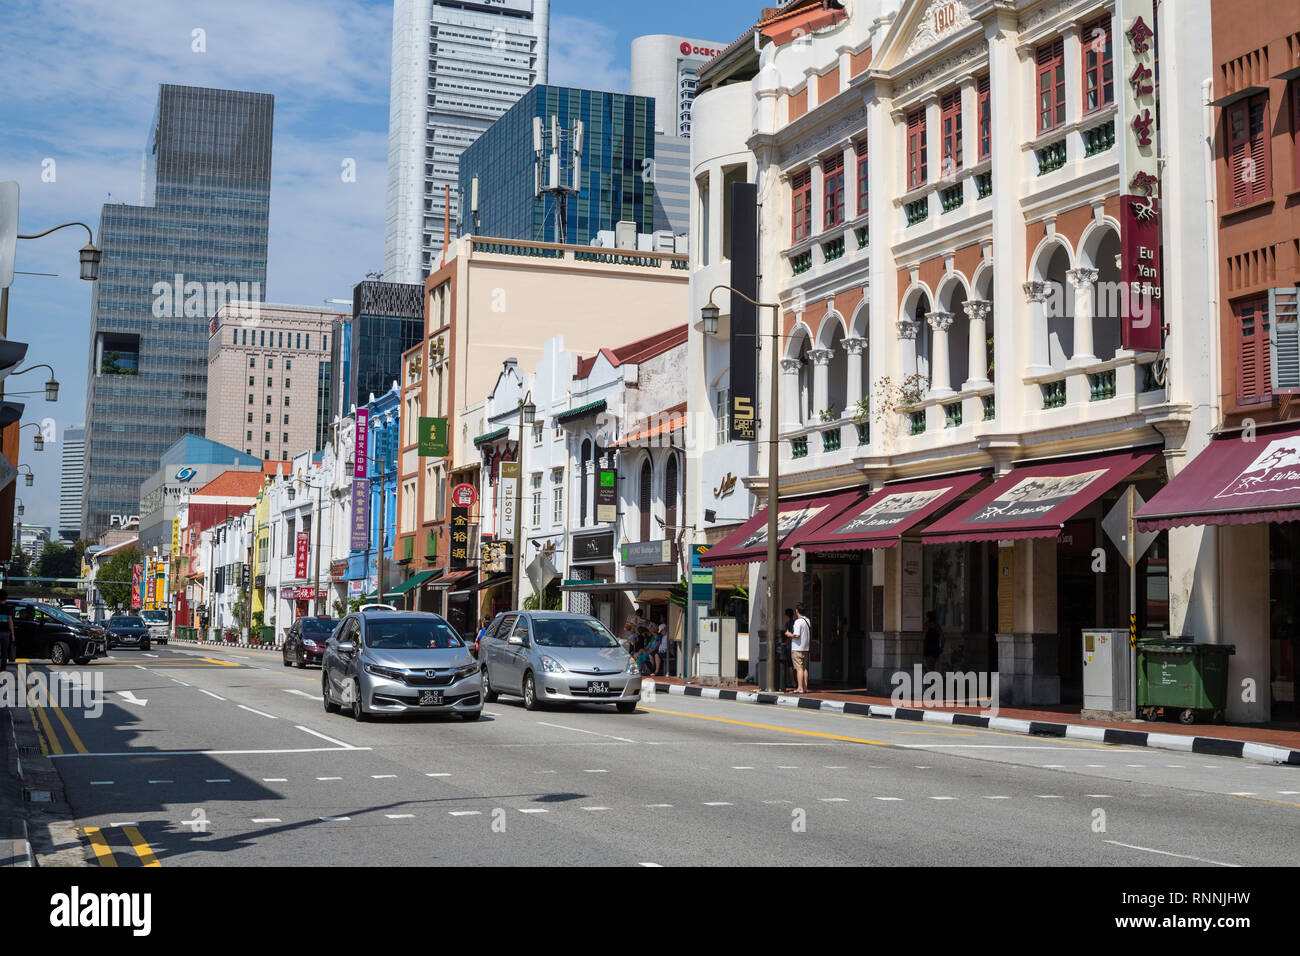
(321, 610, 482, 721)
(479, 611, 641, 713)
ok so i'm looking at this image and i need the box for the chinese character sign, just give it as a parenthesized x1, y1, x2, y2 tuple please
(295, 531, 310, 579)
(450, 506, 470, 569)
(418, 417, 448, 457)
(1119, 0, 1162, 351)
(354, 408, 369, 480)
(350, 479, 370, 550)
(131, 564, 143, 608)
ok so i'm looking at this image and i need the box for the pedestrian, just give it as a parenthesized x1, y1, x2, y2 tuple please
(653, 623, 669, 676)
(777, 608, 795, 692)
(0, 589, 12, 670)
(923, 611, 944, 673)
(790, 604, 812, 694)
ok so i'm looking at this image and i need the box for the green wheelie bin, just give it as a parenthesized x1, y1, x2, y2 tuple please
(1136, 639, 1235, 725)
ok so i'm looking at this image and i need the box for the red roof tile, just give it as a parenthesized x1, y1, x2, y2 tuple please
(574, 325, 687, 380)
(191, 470, 270, 499)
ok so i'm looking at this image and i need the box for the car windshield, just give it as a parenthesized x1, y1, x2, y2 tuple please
(112, 617, 144, 627)
(140, 610, 167, 623)
(36, 604, 85, 627)
(531, 617, 620, 648)
(364, 618, 464, 650)
(301, 619, 336, 635)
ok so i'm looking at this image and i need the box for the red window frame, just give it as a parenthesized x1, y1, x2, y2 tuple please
(1081, 16, 1113, 113)
(940, 90, 963, 175)
(1227, 93, 1272, 208)
(1235, 295, 1272, 407)
(1036, 37, 1066, 133)
(977, 75, 991, 160)
(823, 152, 845, 229)
(791, 169, 812, 241)
(906, 108, 928, 190)
(855, 138, 869, 215)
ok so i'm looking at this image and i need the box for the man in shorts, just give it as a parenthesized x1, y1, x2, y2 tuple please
(790, 604, 811, 694)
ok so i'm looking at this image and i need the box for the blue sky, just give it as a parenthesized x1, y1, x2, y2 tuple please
(0, 0, 751, 533)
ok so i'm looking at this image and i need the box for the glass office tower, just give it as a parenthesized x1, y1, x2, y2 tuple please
(350, 281, 425, 410)
(82, 84, 273, 538)
(458, 86, 656, 245)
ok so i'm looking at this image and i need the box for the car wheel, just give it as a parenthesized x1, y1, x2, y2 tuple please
(295, 657, 306, 669)
(481, 667, 499, 702)
(616, 701, 637, 714)
(350, 680, 369, 722)
(322, 674, 339, 714)
(282, 654, 292, 667)
(459, 710, 482, 721)
(522, 671, 541, 711)
(142, 641, 151, 652)
(49, 641, 71, 666)
(74, 657, 91, 666)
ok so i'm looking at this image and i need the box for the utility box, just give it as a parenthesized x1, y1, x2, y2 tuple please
(698, 616, 738, 685)
(1082, 628, 1131, 716)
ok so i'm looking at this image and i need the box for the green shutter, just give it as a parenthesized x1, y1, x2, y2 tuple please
(425, 530, 438, 558)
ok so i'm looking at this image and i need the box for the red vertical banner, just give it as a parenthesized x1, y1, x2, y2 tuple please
(295, 531, 309, 579)
(131, 564, 143, 608)
(1121, 193, 1163, 352)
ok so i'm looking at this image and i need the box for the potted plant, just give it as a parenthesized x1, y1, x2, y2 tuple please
(817, 407, 839, 424)
(223, 627, 239, 644)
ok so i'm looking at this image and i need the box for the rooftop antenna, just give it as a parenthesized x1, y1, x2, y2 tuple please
(534, 113, 581, 244)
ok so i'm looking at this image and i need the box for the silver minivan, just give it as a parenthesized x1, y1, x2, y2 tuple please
(479, 612, 641, 713)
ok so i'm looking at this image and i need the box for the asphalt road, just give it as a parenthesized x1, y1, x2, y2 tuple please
(21, 643, 1300, 867)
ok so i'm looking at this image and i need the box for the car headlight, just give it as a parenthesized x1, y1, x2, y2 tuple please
(454, 663, 479, 679)
(364, 663, 405, 682)
(540, 655, 565, 674)
(302, 639, 318, 648)
(626, 657, 640, 675)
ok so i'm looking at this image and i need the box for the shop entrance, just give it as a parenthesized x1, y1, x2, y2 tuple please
(806, 554, 867, 686)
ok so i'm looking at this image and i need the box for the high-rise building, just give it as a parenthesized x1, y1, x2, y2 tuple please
(82, 84, 274, 539)
(458, 86, 657, 245)
(385, 0, 551, 285)
(59, 424, 86, 543)
(350, 281, 425, 412)
(630, 34, 726, 235)
(204, 304, 345, 462)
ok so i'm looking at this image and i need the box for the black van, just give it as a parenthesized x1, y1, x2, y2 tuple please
(4, 601, 107, 665)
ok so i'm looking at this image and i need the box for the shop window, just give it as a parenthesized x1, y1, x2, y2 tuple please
(906, 108, 927, 189)
(977, 76, 991, 161)
(639, 459, 653, 542)
(1228, 93, 1272, 208)
(1081, 16, 1114, 113)
(1036, 37, 1066, 133)
(823, 153, 845, 229)
(791, 169, 813, 241)
(1235, 295, 1272, 406)
(940, 90, 962, 176)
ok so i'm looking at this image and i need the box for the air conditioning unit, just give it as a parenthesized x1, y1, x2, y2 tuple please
(614, 221, 637, 250)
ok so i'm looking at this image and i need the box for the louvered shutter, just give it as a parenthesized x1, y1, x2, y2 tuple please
(1227, 103, 1250, 208)
(1237, 296, 1271, 406)
(1247, 95, 1272, 204)
(1270, 287, 1300, 393)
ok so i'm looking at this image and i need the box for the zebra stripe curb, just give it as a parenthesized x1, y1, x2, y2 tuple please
(651, 682, 1300, 766)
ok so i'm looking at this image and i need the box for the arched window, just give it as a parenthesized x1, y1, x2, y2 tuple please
(664, 455, 679, 534)
(580, 439, 592, 525)
(639, 458, 653, 542)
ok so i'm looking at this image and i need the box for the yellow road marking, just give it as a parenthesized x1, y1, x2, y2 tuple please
(122, 826, 160, 867)
(31, 706, 62, 755)
(49, 703, 89, 754)
(641, 706, 891, 746)
(1229, 794, 1300, 810)
(83, 827, 117, 867)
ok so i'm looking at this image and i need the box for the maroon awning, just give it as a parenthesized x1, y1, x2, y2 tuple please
(791, 473, 986, 553)
(698, 491, 861, 567)
(1136, 426, 1300, 531)
(922, 449, 1157, 544)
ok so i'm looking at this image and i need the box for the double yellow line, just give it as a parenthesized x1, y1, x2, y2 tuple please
(83, 826, 160, 867)
(27, 676, 89, 756)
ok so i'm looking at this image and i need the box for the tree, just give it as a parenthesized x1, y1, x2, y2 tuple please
(8, 549, 30, 579)
(35, 541, 78, 580)
(97, 547, 141, 613)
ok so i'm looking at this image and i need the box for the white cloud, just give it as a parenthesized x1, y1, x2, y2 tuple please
(546, 14, 631, 93)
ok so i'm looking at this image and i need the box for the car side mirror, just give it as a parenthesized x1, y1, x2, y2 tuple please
(336, 641, 356, 654)
(507, 634, 526, 647)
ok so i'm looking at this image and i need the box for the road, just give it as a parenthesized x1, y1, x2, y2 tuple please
(19, 643, 1300, 867)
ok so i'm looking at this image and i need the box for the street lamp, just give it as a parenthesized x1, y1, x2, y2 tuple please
(14, 498, 23, 517)
(511, 392, 536, 611)
(17, 465, 32, 487)
(0, 221, 100, 344)
(19, 421, 43, 451)
(9, 364, 58, 401)
(701, 283, 783, 693)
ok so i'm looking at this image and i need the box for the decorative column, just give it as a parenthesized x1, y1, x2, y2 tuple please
(926, 311, 954, 395)
(896, 318, 919, 383)
(808, 348, 835, 417)
(1023, 280, 1051, 372)
(842, 336, 868, 414)
(1066, 266, 1098, 365)
(963, 299, 992, 387)
(781, 358, 802, 429)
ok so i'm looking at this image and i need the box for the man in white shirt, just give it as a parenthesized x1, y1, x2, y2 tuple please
(791, 604, 811, 693)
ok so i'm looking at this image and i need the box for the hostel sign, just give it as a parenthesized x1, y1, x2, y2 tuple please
(1119, 0, 1162, 352)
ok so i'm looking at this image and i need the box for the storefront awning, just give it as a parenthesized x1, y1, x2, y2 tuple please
(922, 449, 1157, 544)
(426, 569, 478, 591)
(557, 580, 675, 594)
(1135, 425, 1300, 531)
(388, 568, 442, 596)
(697, 491, 862, 566)
(793, 472, 987, 553)
(448, 572, 511, 598)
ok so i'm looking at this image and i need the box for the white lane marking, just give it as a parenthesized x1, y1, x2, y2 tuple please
(116, 690, 149, 706)
(825, 766, 848, 769)
(644, 803, 673, 808)
(144, 653, 159, 658)
(320, 816, 350, 822)
(901, 744, 1102, 750)
(533, 770, 557, 774)
(1086, 764, 1105, 767)
(583, 769, 608, 773)
(238, 704, 278, 720)
(874, 797, 903, 801)
(133, 665, 148, 670)
(449, 811, 481, 816)
(206, 779, 231, 784)
(1042, 764, 1066, 769)
(1126, 764, 1145, 768)
(283, 688, 317, 699)
(296, 726, 359, 749)
(51, 745, 371, 759)
(1105, 840, 1239, 867)
(1036, 795, 1063, 799)
(426, 772, 452, 777)
(200, 690, 226, 701)
(981, 795, 1010, 800)
(762, 800, 793, 805)
(929, 796, 957, 800)
(170, 679, 190, 686)
(1228, 792, 1257, 796)
(777, 765, 799, 769)
(1086, 794, 1112, 798)
(316, 776, 342, 781)
(639, 862, 663, 867)
(703, 802, 733, 806)
(518, 808, 547, 814)
(1202, 765, 1220, 769)
(251, 818, 281, 823)
(386, 814, 415, 819)
(90, 781, 113, 786)
(1279, 791, 1300, 795)
(581, 806, 611, 812)
(1166, 764, 1186, 768)
(232, 655, 252, 660)
(371, 774, 398, 779)
(731, 766, 754, 770)
(109, 821, 138, 827)
(263, 778, 288, 783)
(148, 780, 173, 784)
(914, 766, 932, 770)
(535, 721, 634, 743)
(819, 797, 849, 803)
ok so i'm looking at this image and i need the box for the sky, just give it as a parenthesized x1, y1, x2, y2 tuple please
(0, 0, 753, 535)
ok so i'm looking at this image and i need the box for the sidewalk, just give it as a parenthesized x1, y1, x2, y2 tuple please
(648, 676, 1300, 766)
(1, 705, 32, 866)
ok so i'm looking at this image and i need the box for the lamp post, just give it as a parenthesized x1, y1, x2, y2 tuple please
(17, 465, 32, 487)
(18, 422, 44, 452)
(701, 284, 783, 694)
(294, 474, 327, 616)
(0, 221, 100, 338)
(8, 364, 59, 401)
(511, 392, 536, 610)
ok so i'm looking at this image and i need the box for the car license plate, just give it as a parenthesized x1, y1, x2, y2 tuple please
(419, 690, 444, 705)
(587, 681, 610, 696)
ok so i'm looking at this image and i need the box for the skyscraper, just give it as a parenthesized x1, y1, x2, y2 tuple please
(385, 0, 550, 284)
(58, 425, 86, 543)
(349, 281, 425, 411)
(81, 84, 273, 538)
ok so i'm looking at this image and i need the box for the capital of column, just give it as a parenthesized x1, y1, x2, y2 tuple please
(896, 318, 919, 340)
(1023, 280, 1049, 303)
(842, 336, 868, 355)
(1065, 266, 1099, 289)
(808, 348, 835, 366)
(926, 310, 954, 332)
(962, 298, 992, 321)
(780, 358, 803, 374)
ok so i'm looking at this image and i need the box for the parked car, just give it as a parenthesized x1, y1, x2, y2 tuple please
(478, 611, 641, 713)
(282, 616, 338, 668)
(139, 608, 170, 645)
(4, 600, 106, 665)
(321, 610, 481, 721)
(106, 615, 151, 651)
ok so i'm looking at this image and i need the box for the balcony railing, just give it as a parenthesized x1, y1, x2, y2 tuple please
(909, 410, 926, 435)
(1041, 379, 1067, 409)
(1088, 369, 1117, 401)
(823, 236, 845, 263)
(1036, 139, 1067, 175)
(855, 421, 870, 445)
(944, 401, 963, 428)
(940, 184, 964, 213)
(981, 393, 996, 421)
(822, 427, 841, 452)
(905, 198, 929, 226)
(791, 436, 809, 458)
(855, 225, 869, 249)
(791, 250, 812, 276)
(1083, 119, 1116, 157)
(975, 172, 993, 198)
(1140, 362, 1162, 392)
